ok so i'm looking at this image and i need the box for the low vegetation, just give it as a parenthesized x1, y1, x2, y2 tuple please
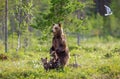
(0, 37, 120, 79)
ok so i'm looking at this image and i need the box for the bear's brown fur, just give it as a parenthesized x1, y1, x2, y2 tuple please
(50, 23, 69, 68)
(50, 51, 58, 62)
(41, 56, 60, 71)
(41, 57, 50, 71)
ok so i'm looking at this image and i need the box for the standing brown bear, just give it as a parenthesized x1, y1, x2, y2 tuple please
(50, 23, 70, 69)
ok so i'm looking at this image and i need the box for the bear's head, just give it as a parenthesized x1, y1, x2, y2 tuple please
(41, 57, 48, 68)
(52, 23, 63, 37)
(41, 57, 47, 64)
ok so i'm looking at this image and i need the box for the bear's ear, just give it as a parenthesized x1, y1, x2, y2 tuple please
(58, 23, 61, 27)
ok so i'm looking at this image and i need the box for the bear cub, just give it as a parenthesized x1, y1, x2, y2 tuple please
(41, 52, 60, 71)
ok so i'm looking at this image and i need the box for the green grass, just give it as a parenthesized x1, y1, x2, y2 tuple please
(0, 37, 120, 79)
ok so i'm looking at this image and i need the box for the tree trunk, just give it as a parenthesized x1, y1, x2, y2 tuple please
(2, 21, 4, 42)
(11, 25, 14, 49)
(17, 32, 21, 51)
(77, 33, 80, 46)
(16, 22, 21, 51)
(5, 0, 8, 53)
(16, 4, 22, 51)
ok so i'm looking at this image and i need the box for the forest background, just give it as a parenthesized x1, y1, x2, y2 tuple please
(0, 0, 120, 79)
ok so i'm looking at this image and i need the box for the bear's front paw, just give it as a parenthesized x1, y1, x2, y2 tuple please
(50, 51, 56, 56)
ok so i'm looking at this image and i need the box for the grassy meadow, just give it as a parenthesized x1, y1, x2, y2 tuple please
(0, 36, 120, 79)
